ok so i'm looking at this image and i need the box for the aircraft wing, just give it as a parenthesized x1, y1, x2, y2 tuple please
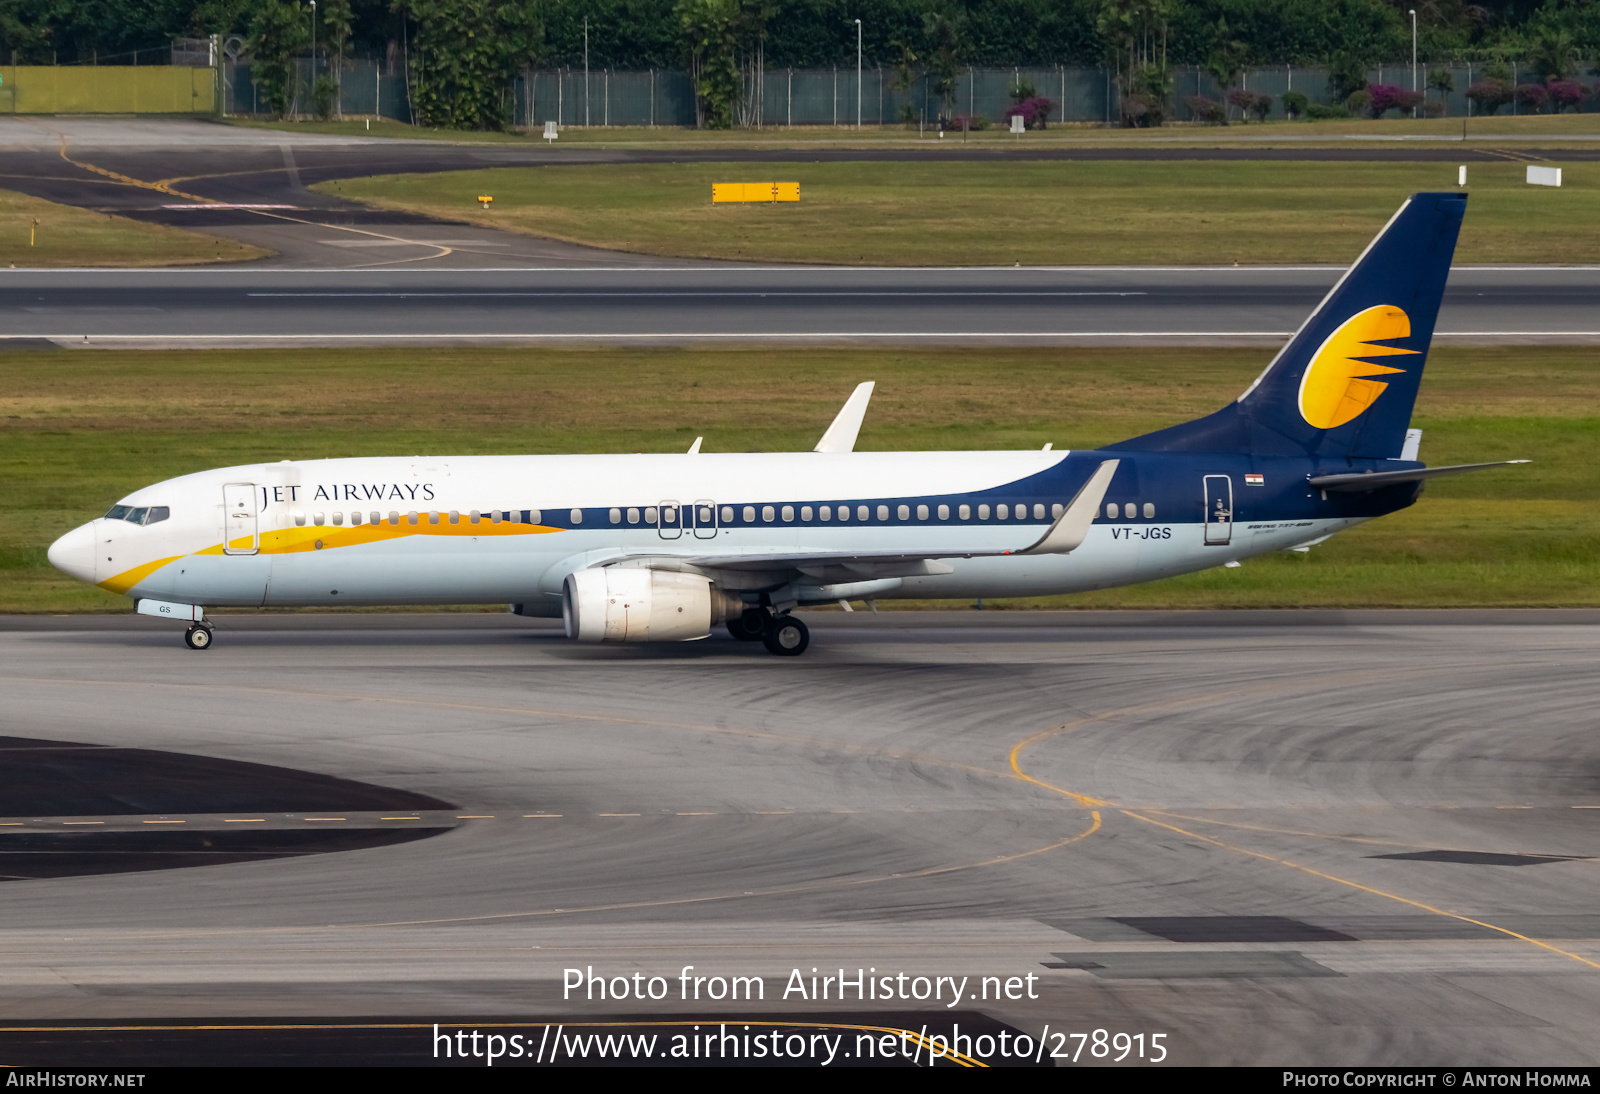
(594, 460, 1120, 580)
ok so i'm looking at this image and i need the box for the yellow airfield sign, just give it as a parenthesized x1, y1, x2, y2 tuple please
(712, 182, 800, 203)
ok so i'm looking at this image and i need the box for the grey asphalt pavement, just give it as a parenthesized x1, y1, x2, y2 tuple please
(0, 611, 1595, 1065)
(3, 264, 1597, 347)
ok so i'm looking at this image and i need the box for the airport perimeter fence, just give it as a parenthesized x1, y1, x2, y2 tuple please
(510, 63, 1575, 127)
(223, 60, 1572, 128)
(1, 56, 1582, 122)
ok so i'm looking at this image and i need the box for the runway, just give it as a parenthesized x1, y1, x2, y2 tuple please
(1, 611, 1596, 1065)
(5, 265, 1599, 348)
(1, 117, 1596, 346)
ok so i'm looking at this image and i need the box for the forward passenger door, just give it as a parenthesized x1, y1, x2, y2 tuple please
(223, 483, 259, 555)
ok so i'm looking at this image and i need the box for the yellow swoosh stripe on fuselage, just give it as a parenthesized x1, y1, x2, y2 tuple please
(198, 518, 563, 557)
(98, 555, 185, 595)
(100, 520, 561, 594)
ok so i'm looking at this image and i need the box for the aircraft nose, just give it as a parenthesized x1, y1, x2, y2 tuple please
(47, 521, 99, 584)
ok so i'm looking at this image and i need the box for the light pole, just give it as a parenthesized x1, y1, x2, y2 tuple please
(584, 17, 590, 128)
(855, 19, 862, 129)
(1409, 9, 1418, 117)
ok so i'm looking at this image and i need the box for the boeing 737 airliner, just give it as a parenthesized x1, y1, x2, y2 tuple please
(48, 192, 1521, 655)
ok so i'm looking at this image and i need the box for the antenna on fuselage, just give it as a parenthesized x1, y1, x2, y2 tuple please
(814, 381, 875, 453)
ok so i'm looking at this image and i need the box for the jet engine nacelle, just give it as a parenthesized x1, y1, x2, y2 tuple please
(563, 567, 740, 643)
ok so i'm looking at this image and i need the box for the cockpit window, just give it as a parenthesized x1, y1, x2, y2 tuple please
(103, 505, 169, 526)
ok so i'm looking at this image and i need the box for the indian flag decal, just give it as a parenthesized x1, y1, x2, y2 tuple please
(1245, 474, 1264, 486)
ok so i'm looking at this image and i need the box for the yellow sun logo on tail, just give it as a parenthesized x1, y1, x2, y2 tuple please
(1297, 305, 1420, 430)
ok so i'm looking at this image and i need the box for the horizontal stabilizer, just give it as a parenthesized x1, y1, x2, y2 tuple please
(1308, 460, 1528, 493)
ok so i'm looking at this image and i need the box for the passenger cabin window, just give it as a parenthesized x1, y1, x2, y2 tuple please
(997, 504, 1009, 520)
(858, 505, 870, 521)
(781, 505, 794, 522)
(428, 512, 439, 525)
(742, 506, 754, 523)
(1124, 503, 1136, 519)
(1105, 503, 1118, 519)
(876, 505, 888, 520)
(469, 510, 480, 524)
(491, 510, 503, 524)
(570, 508, 583, 524)
(314, 512, 326, 526)
(447, 512, 457, 525)
(389, 511, 401, 525)
(762, 505, 775, 522)
(720, 506, 732, 523)
(646, 507, 659, 524)
(978, 504, 990, 519)
(959, 504, 970, 520)
(897, 504, 910, 520)
(1034, 503, 1046, 520)
(408, 512, 419, 525)
(801, 506, 812, 522)
(333, 511, 345, 526)
(609, 508, 622, 524)
(1052, 504, 1064, 519)
(1144, 502, 1155, 518)
(917, 504, 929, 520)
(837, 506, 848, 522)
(820, 505, 831, 521)
(937, 504, 948, 520)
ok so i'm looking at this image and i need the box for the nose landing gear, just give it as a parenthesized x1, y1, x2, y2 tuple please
(183, 622, 214, 650)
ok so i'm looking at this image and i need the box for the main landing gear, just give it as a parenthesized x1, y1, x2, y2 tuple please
(183, 622, 214, 650)
(726, 608, 810, 657)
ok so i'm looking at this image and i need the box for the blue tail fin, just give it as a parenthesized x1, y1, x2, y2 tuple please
(1111, 192, 1467, 459)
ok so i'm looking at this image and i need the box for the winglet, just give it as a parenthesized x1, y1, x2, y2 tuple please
(814, 382, 875, 453)
(1019, 460, 1120, 555)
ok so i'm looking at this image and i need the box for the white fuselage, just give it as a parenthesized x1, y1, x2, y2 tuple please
(50, 450, 1357, 613)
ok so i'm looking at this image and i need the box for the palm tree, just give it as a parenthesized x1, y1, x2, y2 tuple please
(1529, 28, 1578, 82)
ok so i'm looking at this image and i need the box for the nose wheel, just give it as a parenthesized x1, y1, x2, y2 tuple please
(761, 614, 809, 657)
(184, 623, 214, 650)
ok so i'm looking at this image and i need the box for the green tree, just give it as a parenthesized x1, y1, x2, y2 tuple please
(319, 0, 352, 119)
(888, 38, 921, 127)
(396, 0, 542, 130)
(922, 10, 964, 124)
(1097, 0, 1172, 127)
(248, 0, 310, 119)
(1325, 48, 1370, 104)
(677, 0, 740, 129)
(1528, 26, 1578, 80)
(1203, 15, 1250, 121)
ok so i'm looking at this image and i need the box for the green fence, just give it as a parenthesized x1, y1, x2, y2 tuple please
(0, 66, 217, 114)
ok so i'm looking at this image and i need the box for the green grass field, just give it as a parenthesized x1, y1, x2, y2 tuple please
(0, 188, 267, 268)
(2, 345, 1593, 613)
(324, 160, 1596, 266)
